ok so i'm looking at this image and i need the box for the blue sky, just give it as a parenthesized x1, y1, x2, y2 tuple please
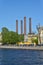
(0, 0, 43, 34)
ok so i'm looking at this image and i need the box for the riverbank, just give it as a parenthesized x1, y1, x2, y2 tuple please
(0, 45, 43, 50)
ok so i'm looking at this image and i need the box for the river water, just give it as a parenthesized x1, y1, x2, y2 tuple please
(0, 49, 43, 65)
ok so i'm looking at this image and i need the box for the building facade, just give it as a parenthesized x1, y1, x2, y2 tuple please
(28, 33, 37, 44)
(37, 27, 43, 44)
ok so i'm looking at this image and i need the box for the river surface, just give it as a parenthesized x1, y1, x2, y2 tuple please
(0, 49, 43, 65)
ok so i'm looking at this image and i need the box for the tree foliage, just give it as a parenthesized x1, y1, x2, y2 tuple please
(31, 37, 38, 45)
(19, 34, 24, 42)
(2, 27, 24, 45)
(2, 27, 9, 44)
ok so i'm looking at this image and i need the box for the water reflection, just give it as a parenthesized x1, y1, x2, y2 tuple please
(0, 49, 43, 65)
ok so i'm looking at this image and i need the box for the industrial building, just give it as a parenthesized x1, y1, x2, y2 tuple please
(21, 20, 23, 35)
(16, 17, 38, 45)
(16, 20, 18, 33)
(0, 17, 43, 45)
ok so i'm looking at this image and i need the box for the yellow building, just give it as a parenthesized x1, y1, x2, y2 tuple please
(18, 33, 37, 45)
(28, 33, 37, 44)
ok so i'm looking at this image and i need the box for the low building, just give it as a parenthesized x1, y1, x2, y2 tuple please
(24, 33, 38, 45)
(28, 33, 38, 44)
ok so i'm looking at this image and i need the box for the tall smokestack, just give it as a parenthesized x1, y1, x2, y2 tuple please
(16, 20, 18, 33)
(29, 18, 32, 34)
(21, 20, 23, 34)
(24, 17, 26, 35)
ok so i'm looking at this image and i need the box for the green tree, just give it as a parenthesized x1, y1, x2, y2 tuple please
(31, 37, 38, 45)
(2, 27, 9, 45)
(2, 27, 22, 45)
(8, 31, 20, 44)
(19, 34, 24, 42)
